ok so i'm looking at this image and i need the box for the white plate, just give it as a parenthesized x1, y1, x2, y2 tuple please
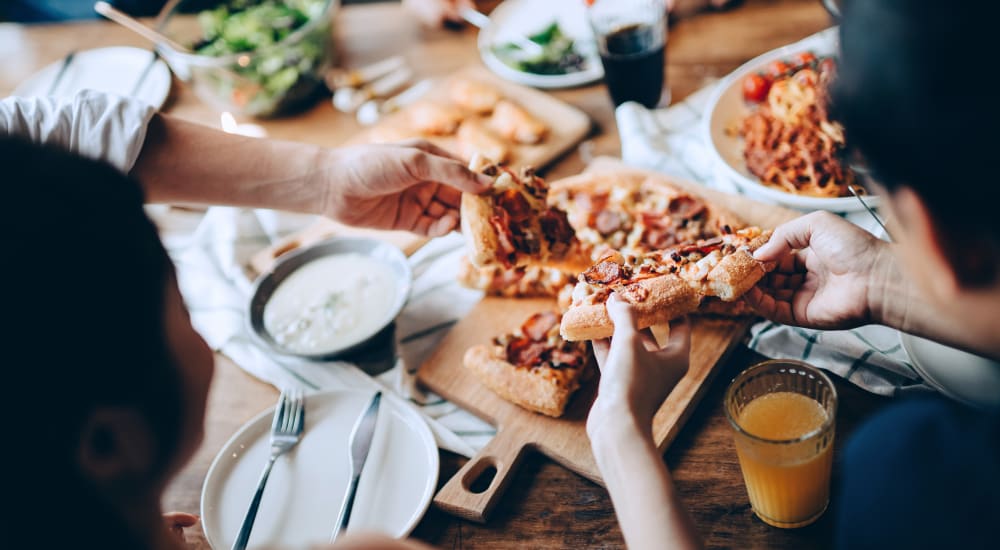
(478, 0, 604, 89)
(701, 28, 879, 212)
(201, 389, 438, 548)
(900, 332, 1000, 410)
(13, 46, 171, 109)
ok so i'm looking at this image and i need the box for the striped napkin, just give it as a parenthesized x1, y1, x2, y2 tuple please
(155, 206, 496, 458)
(613, 29, 930, 396)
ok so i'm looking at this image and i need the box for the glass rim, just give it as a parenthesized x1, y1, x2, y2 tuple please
(724, 359, 838, 445)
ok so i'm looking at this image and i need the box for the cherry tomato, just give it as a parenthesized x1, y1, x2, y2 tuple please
(767, 60, 792, 78)
(742, 73, 771, 103)
(794, 51, 817, 67)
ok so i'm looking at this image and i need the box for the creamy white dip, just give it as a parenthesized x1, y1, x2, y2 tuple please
(263, 254, 399, 354)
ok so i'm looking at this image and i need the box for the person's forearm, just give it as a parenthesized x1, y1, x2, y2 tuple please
(131, 113, 331, 214)
(869, 243, 1000, 358)
(588, 405, 701, 550)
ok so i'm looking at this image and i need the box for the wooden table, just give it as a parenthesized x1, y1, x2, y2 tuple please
(1, 1, 890, 548)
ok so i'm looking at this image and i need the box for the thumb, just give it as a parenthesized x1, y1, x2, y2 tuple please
(414, 153, 493, 193)
(606, 293, 639, 338)
(753, 214, 816, 263)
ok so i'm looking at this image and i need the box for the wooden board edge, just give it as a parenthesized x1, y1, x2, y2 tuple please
(653, 318, 753, 453)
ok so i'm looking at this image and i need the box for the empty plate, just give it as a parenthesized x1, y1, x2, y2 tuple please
(200, 389, 438, 548)
(13, 46, 171, 109)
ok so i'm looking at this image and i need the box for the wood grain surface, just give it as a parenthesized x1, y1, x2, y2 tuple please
(2, 2, 886, 549)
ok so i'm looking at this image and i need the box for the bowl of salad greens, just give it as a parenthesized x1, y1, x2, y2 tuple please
(157, 0, 338, 117)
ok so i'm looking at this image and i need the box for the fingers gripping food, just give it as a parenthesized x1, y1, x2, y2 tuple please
(461, 154, 584, 270)
(560, 227, 773, 341)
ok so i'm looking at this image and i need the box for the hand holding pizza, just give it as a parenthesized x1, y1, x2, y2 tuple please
(320, 140, 492, 237)
(589, 294, 691, 431)
(745, 211, 893, 330)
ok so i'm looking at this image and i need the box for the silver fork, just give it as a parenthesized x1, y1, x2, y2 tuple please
(232, 389, 305, 550)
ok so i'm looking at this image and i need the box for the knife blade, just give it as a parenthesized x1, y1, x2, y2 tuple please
(332, 391, 382, 541)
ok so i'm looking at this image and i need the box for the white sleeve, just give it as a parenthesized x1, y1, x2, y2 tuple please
(0, 90, 157, 174)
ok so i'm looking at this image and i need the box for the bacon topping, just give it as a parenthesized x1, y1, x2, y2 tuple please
(595, 210, 624, 235)
(549, 348, 584, 368)
(507, 338, 549, 367)
(497, 189, 532, 221)
(583, 259, 625, 285)
(521, 311, 559, 341)
(668, 195, 707, 219)
(540, 208, 575, 246)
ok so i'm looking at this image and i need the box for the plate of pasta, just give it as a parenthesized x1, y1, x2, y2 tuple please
(702, 28, 878, 212)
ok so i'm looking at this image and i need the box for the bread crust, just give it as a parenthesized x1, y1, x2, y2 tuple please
(560, 275, 702, 341)
(707, 249, 766, 301)
(461, 193, 501, 268)
(463, 345, 577, 417)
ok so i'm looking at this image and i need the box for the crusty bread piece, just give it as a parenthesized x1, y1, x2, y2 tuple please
(461, 192, 501, 268)
(560, 276, 702, 341)
(489, 100, 548, 144)
(463, 345, 580, 417)
(449, 78, 501, 114)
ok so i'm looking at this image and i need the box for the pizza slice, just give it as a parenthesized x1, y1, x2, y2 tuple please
(456, 256, 575, 299)
(464, 310, 591, 417)
(560, 227, 772, 341)
(548, 171, 744, 261)
(461, 154, 586, 270)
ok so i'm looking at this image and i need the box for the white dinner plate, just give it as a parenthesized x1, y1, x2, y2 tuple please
(13, 46, 171, 109)
(701, 27, 879, 212)
(478, 0, 604, 89)
(201, 389, 438, 549)
(899, 333, 1000, 411)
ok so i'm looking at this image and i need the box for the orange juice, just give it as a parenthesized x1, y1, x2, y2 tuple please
(734, 391, 834, 528)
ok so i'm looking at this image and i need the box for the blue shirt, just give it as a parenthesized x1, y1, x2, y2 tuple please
(836, 397, 1000, 549)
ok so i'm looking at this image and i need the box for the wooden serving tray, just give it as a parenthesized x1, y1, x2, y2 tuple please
(417, 159, 801, 523)
(248, 65, 591, 276)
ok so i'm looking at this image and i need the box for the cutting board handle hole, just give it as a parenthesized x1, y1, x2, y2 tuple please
(463, 460, 498, 494)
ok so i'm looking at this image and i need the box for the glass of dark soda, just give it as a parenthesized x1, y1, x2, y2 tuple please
(586, 0, 668, 108)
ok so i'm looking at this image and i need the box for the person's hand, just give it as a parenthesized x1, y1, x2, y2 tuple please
(320, 140, 491, 237)
(402, 0, 475, 27)
(588, 294, 691, 434)
(163, 512, 198, 545)
(745, 211, 893, 330)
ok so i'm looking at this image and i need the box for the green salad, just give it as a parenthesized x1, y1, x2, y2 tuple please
(493, 22, 587, 75)
(190, 0, 332, 117)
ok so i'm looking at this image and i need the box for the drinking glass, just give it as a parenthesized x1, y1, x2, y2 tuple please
(586, 0, 668, 108)
(725, 360, 838, 528)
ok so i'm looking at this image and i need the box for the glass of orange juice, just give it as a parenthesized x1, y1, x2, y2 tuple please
(724, 360, 837, 528)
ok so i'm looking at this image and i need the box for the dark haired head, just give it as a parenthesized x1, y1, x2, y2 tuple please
(0, 137, 183, 546)
(832, 0, 1000, 241)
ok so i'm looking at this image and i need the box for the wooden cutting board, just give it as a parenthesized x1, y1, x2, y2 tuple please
(418, 159, 800, 523)
(249, 66, 591, 276)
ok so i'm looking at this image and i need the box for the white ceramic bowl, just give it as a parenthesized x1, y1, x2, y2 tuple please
(900, 333, 1000, 411)
(701, 27, 878, 212)
(477, 0, 603, 89)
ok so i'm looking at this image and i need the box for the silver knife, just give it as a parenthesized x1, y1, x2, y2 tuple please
(331, 391, 382, 541)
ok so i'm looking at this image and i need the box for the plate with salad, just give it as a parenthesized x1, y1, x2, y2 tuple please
(478, 0, 603, 89)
